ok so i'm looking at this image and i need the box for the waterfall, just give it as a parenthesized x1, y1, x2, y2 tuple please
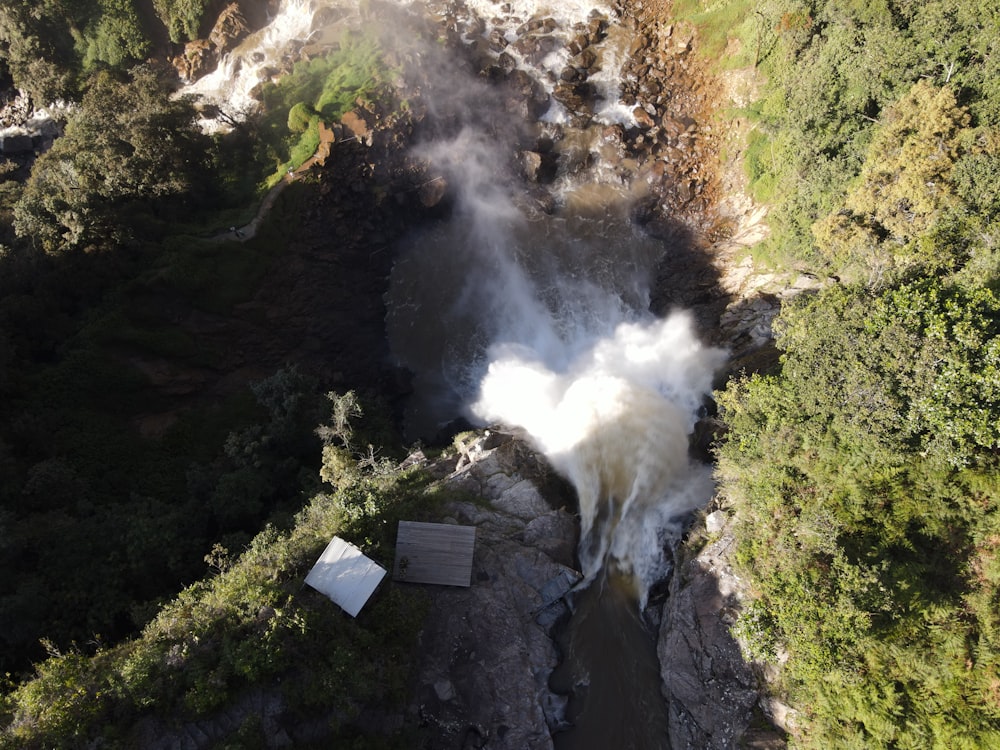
(191, 1, 727, 742)
(178, 0, 724, 604)
(389, 124, 725, 604)
(179, 0, 328, 130)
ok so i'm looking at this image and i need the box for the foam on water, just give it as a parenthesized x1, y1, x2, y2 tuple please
(473, 314, 724, 602)
(391, 128, 726, 603)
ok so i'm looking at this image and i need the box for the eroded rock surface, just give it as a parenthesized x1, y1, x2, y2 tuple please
(657, 511, 788, 749)
(411, 431, 581, 749)
(209, 3, 252, 54)
(658, 517, 757, 748)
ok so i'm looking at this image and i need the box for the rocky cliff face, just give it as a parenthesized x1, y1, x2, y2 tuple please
(409, 433, 789, 750)
(171, 1, 255, 81)
(656, 510, 787, 749)
(407, 430, 580, 749)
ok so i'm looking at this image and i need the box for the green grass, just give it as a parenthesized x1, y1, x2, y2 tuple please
(671, 0, 754, 65)
(743, 128, 779, 203)
(256, 29, 391, 184)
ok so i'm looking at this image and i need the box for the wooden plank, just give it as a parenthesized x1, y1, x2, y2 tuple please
(393, 521, 476, 587)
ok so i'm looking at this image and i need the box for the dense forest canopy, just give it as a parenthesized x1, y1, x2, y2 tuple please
(0, 0, 998, 747)
(0, 0, 400, 687)
(684, 0, 1000, 746)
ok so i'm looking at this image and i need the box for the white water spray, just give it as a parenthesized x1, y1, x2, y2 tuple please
(389, 126, 726, 603)
(180, 0, 342, 130)
(473, 314, 724, 602)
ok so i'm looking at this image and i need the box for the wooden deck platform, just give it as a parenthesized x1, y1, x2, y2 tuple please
(393, 521, 476, 587)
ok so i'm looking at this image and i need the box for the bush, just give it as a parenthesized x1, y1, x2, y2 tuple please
(75, 0, 150, 70)
(152, 0, 213, 43)
(0, 407, 431, 748)
(256, 29, 391, 180)
(287, 101, 317, 133)
(717, 279, 1000, 746)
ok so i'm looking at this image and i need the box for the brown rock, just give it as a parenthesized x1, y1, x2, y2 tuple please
(587, 18, 607, 40)
(341, 110, 372, 142)
(632, 106, 655, 129)
(628, 34, 650, 57)
(574, 48, 598, 70)
(419, 177, 447, 207)
(560, 66, 581, 82)
(601, 123, 625, 145)
(488, 29, 508, 52)
(497, 51, 517, 73)
(661, 117, 684, 139)
(209, 3, 251, 54)
(173, 39, 217, 82)
(520, 150, 543, 182)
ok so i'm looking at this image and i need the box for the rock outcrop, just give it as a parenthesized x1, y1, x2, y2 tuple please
(414, 433, 788, 749)
(657, 510, 788, 749)
(173, 38, 217, 82)
(209, 3, 252, 54)
(410, 430, 581, 749)
(172, 2, 252, 82)
(657, 512, 759, 748)
(124, 431, 580, 749)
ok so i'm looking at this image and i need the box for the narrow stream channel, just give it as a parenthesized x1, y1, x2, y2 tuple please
(552, 572, 671, 750)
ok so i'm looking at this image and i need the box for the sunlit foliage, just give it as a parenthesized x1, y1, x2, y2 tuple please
(718, 278, 1000, 746)
(13, 66, 206, 253)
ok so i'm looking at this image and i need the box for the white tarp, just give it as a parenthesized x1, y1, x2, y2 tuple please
(305, 536, 386, 617)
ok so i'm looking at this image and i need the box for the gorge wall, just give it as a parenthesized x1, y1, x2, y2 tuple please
(171, 1, 792, 747)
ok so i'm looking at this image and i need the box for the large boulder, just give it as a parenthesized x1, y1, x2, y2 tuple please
(171, 2, 252, 83)
(209, 3, 252, 53)
(173, 39, 217, 82)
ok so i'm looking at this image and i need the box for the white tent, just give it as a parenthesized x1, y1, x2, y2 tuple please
(305, 537, 386, 617)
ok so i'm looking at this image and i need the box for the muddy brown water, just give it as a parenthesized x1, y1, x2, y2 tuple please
(552, 571, 671, 750)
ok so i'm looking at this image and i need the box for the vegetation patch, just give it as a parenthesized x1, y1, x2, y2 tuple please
(0, 392, 436, 749)
(669, 1, 1000, 745)
(256, 29, 391, 184)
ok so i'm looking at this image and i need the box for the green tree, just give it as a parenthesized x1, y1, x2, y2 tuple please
(13, 66, 206, 252)
(151, 0, 212, 44)
(813, 81, 971, 277)
(286, 101, 318, 133)
(717, 278, 1000, 746)
(75, 0, 149, 70)
(0, 0, 79, 101)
